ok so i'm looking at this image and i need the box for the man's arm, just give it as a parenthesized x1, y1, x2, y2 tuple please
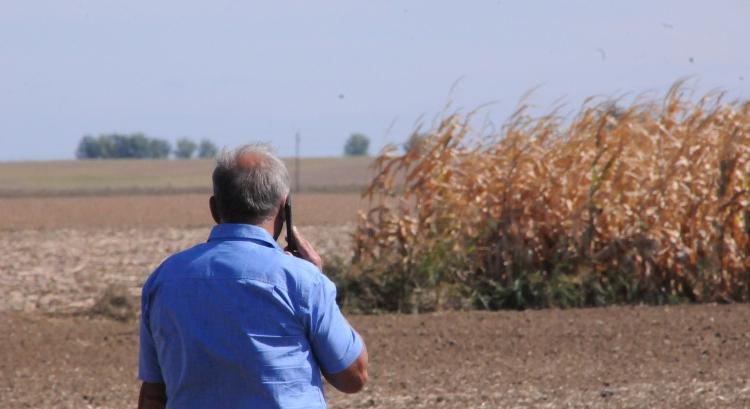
(138, 268, 167, 408)
(138, 382, 166, 409)
(323, 342, 368, 393)
(289, 227, 369, 393)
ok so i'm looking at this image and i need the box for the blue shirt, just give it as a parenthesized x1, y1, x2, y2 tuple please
(139, 224, 363, 409)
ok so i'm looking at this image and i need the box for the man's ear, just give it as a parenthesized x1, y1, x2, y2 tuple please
(209, 196, 221, 224)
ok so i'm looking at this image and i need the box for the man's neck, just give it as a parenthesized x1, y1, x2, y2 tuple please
(220, 218, 276, 239)
(255, 218, 276, 238)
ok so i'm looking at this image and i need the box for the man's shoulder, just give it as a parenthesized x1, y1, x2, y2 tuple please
(278, 253, 326, 290)
(142, 242, 211, 288)
(145, 241, 325, 289)
(159, 241, 210, 269)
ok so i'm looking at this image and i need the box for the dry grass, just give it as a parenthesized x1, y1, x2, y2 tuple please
(352, 83, 750, 310)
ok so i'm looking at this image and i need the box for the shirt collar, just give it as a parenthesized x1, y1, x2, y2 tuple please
(208, 223, 281, 250)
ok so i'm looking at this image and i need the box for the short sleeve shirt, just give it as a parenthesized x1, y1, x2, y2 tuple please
(139, 224, 363, 409)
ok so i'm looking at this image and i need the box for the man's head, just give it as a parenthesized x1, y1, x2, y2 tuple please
(210, 144, 290, 232)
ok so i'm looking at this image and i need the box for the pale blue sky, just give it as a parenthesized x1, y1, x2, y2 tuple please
(1, 0, 748, 160)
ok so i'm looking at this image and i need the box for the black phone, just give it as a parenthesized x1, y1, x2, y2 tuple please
(285, 195, 300, 255)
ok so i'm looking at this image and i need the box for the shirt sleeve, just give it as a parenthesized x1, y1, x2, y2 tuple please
(306, 275, 364, 375)
(138, 279, 164, 383)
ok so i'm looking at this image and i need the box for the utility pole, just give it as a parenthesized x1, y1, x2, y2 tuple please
(294, 131, 301, 193)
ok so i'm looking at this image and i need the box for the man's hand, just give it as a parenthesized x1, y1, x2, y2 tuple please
(285, 226, 323, 270)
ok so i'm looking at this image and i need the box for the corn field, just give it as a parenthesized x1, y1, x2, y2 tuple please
(350, 84, 750, 311)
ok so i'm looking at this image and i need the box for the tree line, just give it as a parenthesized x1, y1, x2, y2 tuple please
(77, 132, 382, 159)
(76, 134, 218, 159)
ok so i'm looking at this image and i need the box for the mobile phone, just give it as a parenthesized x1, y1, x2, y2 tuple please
(285, 195, 300, 256)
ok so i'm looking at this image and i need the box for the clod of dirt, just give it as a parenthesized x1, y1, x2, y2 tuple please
(90, 284, 138, 322)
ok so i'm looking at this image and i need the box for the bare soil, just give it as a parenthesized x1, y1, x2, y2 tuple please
(2, 159, 749, 408)
(2, 305, 749, 409)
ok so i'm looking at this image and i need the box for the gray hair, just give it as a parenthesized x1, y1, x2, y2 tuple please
(212, 144, 290, 224)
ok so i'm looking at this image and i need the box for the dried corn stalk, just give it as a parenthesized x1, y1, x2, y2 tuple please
(352, 84, 750, 310)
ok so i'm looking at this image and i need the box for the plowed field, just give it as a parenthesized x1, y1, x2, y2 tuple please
(2, 306, 749, 408)
(2, 159, 749, 408)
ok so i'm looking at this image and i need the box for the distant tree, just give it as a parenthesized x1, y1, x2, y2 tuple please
(175, 138, 198, 159)
(112, 133, 149, 158)
(97, 135, 116, 157)
(74, 133, 171, 159)
(344, 133, 370, 156)
(403, 133, 429, 153)
(76, 135, 105, 159)
(148, 138, 171, 158)
(198, 139, 219, 158)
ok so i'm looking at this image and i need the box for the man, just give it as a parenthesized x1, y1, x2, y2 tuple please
(138, 144, 368, 408)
